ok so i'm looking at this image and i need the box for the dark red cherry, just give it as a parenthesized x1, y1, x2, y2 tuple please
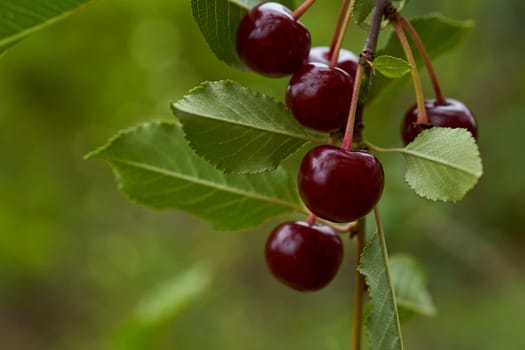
(298, 145, 384, 223)
(401, 98, 478, 145)
(265, 221, 343, 291)
(307, 46, 359, 78)
(236, 2, 311, 77)
(286, 63, 354, 132)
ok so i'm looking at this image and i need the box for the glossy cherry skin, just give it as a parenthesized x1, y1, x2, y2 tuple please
(298, 145, 384, 223)
(236, 2, 311, 77)
(265, 221, 343, 291)
(401, 98, 478, 145)
(287, 63, 354, 132)
(307, 46, 359, 79)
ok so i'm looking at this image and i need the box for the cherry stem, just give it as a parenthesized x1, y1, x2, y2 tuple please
(292, 0, 317, 19)
(399, 15, 446, 105)
(328, 0, 351, 60)
(391, 19, 428, 124)
(340, 0, 388, 150)
(338, 2, 389, 350)
(352, 218, 366, 350)
(340, 64, 364, 150)
(306, 212, 317, 225)
(329, 0, 356, 67)
(364, 140, 404, 154)
(317, 219, 357, 234)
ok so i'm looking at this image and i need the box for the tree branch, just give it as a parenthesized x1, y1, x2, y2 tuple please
(341, 0, 389, 149)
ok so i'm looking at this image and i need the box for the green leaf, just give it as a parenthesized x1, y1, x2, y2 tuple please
(359, 228, 404, 350)
(403, 128, 482, 201)
(0, 0, 96, 56)
(191, 0, 295, 68)
(172, 80, 327, 174)
(191, 0, 246, 69)
(390, 254, 436, 320)
(382, 14, 474, 59)
(86, 122, 304, 231)
(372, 55, 411, 79)
(352, 0, 375, 24)
(368, 128, 482, 202)
(113, 264, 213, 350)
(368, 14, 474, 102)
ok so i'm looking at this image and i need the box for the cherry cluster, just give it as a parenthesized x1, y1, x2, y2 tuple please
(237, 2, 383, 292)
(236, 2, 478, 292)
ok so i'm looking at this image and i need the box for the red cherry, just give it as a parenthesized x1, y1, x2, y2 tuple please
(401, 98, 478, 145)
(265, 221, 343, 291)
(286, 63, 354, 132)
(307, 46, 359, 78)
(236, 2, 311, 77)
(298, 145, 384, 223)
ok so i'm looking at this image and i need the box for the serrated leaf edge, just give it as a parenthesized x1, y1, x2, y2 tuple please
(179, 125, 307, 175)
(85, 121, 306, 216)
(85, 120, 176, 160)
(85, 122, 189, 214)
(172, 80, 327, 144)
(171, 80, 324, 174)
(403, 128, 483, 202)
(359, 230, 405, 350)
(351, 0, 375, 24)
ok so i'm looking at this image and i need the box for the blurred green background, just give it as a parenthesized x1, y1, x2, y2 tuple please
(1, 0, 524, 349)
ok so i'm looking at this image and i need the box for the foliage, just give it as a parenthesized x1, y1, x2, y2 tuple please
(369, 14, 474, 102)
(352, 0, 376, 24)
(86, 122, 303, 231)
(87, 1, 481, 349)
(190, 0, 295, 68)
(1, 0, 521, 350)
(401, 128, 482, 202)
(389, 254, 436, 320)
(0, 0, 96, 56)
(114, 265, 213, 350)
(172, 80, 327, 174)
(372, 55, 411, 79)
(369, 127, 483, 202)
(360, 229, 404, 350)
